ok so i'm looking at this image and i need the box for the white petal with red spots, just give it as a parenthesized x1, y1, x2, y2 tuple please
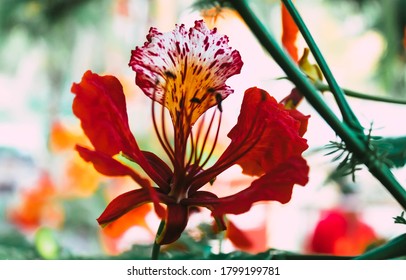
(129, 20, 243, 127)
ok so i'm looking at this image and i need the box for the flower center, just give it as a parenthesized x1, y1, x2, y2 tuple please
(151, 79, 223, 201)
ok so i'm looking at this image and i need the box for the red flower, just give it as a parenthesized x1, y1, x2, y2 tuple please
(72, 20, 309, 245)
(307, 209, 379, 256)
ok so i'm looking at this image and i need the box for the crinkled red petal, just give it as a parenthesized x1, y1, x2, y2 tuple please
(286, 107, 309, 137)
(71, 70, 138, 157)
(71, 71, 171, 190)
(72, 71, 171, 218)
(224, 87, 308, 176)
(202, 157, 309, 217)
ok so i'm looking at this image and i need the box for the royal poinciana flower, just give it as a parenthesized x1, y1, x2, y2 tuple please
(71, 20, 309, 245)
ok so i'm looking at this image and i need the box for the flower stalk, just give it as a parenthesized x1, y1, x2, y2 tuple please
(152, 220, 165, 260)
(354, 234, 406, 260)
(230, 0, 406, 210)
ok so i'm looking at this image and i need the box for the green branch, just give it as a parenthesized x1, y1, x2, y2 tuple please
(281, 0, 364, 134)
(230, 0, 406, 210)
(316, 82, 406, 105)
(354, 234, 406, 260)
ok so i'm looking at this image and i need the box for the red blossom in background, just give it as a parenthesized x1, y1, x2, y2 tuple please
(280, 3, 323, 111)
(71, 20, 310, 245)
(8, 172, 64, 232)
(281, 1, 299, 62)
(307, 209, 380, 256)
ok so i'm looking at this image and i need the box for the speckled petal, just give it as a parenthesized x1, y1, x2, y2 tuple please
(129, 20, 243, 130)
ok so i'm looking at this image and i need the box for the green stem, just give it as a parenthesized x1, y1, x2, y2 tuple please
(354, 234, 406, 260)
(281, 0, 364, 134)
(316, 82, 406, 105)
(231, 0, 406, 210)
(272, 253, 352, 260)
(151, 220, 165, 260)
(217, 250, 353, 260)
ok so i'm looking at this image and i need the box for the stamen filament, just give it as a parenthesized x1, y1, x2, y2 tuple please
(160, 87, 175, 160)
(151, 83, 176, 166)
(189, 111, 266, 192)
(198, 110, 222, 170)
(193, 113, 207, 165)
(195, 109, 218, 167)
(174, 90, 190, 169)
(185, 130, 196, 169)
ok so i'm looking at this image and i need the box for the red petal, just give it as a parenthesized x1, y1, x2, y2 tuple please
(76, 145, 151, 188)
(71, 71, 170, 190)
(71, 70, 138, 157)
(224, 87, 308, 176)
(97, 189, 151, 226)
(191, 87, 309, 191)
(287, 108, 309, 137)
(97, 187, 171, 227)
(281, 2, 299, 62)
(101, 204, 152, 238)
(182, 190, 219, 206)
(190, 88, 309, 216)
(279, 88, 304, 110)
(226, 220, 253, 250)
(206, 157, 309, 216)
(156, 204, 189, 245)
(142, 151, 172, 193)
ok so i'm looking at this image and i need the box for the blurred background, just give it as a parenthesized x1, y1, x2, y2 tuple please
(0, 0, 405, 259)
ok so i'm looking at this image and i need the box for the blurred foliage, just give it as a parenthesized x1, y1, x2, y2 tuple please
(0, 0, 112, 119)
(0, 230, 41, 259)
(192, 0, 234, 10)
(1, 227, 405, 259)
(0, 0, 99, 37)
(192, 0, 278, 10)
(324, 0, 406, 95)
(34, 227, 60, 259)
